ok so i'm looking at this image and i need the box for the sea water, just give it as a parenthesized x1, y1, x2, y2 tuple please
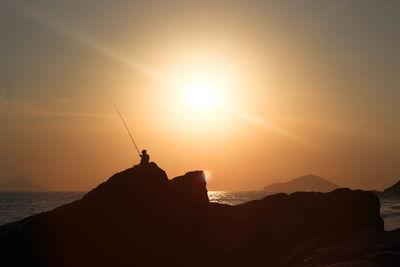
(0, 191, 399, 231)
(0, 192, 85, 226)
(380, 198, 400, 231)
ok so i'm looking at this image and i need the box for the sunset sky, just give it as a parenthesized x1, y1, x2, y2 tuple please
(1, 0, 399, 191)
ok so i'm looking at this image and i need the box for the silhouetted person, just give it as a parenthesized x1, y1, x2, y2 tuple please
(140, 149, 149, 165)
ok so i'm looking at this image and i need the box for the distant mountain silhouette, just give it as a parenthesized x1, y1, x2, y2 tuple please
(0, 175, 47, 191)
(263, 174, 339, 193)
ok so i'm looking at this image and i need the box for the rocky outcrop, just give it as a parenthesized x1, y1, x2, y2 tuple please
(382, 180, 400, 199)
(277, 229, 400, 267)
(170, 170, 209, 206)
(372, 180, 400, 199)
(228, 188, 384, 266)
(0, 163, 396, 267)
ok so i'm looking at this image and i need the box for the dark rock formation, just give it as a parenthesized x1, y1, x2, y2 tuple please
(170, 170, 209, 206)
(277, 229, 400, 267)
(372, 180, 400, 199)
(370, 190, 385, 198)
(382, 180, 400, 199)
(0, 163, 397, 267)
(263, 174, 339, 193)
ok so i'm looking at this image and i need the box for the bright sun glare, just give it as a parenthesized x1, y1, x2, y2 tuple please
(185, 78, 220, 112)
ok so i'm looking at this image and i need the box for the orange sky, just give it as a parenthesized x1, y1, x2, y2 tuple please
(1, 1, 400, 191)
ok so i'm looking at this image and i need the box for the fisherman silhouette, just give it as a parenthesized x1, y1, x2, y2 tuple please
(140, 149, 150, 165)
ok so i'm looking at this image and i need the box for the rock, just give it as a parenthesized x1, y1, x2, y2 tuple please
(0, 163, 393, 267)
(170, 170, 209, 206)
(370, 190, 385, 198)
(0, 163, 211, 267)
(326, 260, 383, 267)
(382, 180, 400, 199)
(277, 229, 400, 267)
(227, 188, 384, 266)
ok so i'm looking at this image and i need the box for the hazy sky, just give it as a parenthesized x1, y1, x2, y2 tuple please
(1, 0, 399, 191)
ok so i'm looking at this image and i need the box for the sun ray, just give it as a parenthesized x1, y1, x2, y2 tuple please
(12, 3, 172, 86)
(12, 2, 317, 150)
(223, 105, 320, 150)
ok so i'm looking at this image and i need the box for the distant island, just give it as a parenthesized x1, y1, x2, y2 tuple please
(0, 175, 47, 192)
(263, 174, 339, 193)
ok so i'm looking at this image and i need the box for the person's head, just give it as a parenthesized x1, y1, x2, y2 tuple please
(142, 149, 147, 154)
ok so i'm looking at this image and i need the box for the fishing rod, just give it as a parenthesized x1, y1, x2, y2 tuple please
(114, 104, 141, 157)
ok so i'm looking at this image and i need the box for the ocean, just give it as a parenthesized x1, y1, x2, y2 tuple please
(0, 191, 399, 231)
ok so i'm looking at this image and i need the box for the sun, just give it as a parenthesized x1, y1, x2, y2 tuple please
(185, 78, 220, 112)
